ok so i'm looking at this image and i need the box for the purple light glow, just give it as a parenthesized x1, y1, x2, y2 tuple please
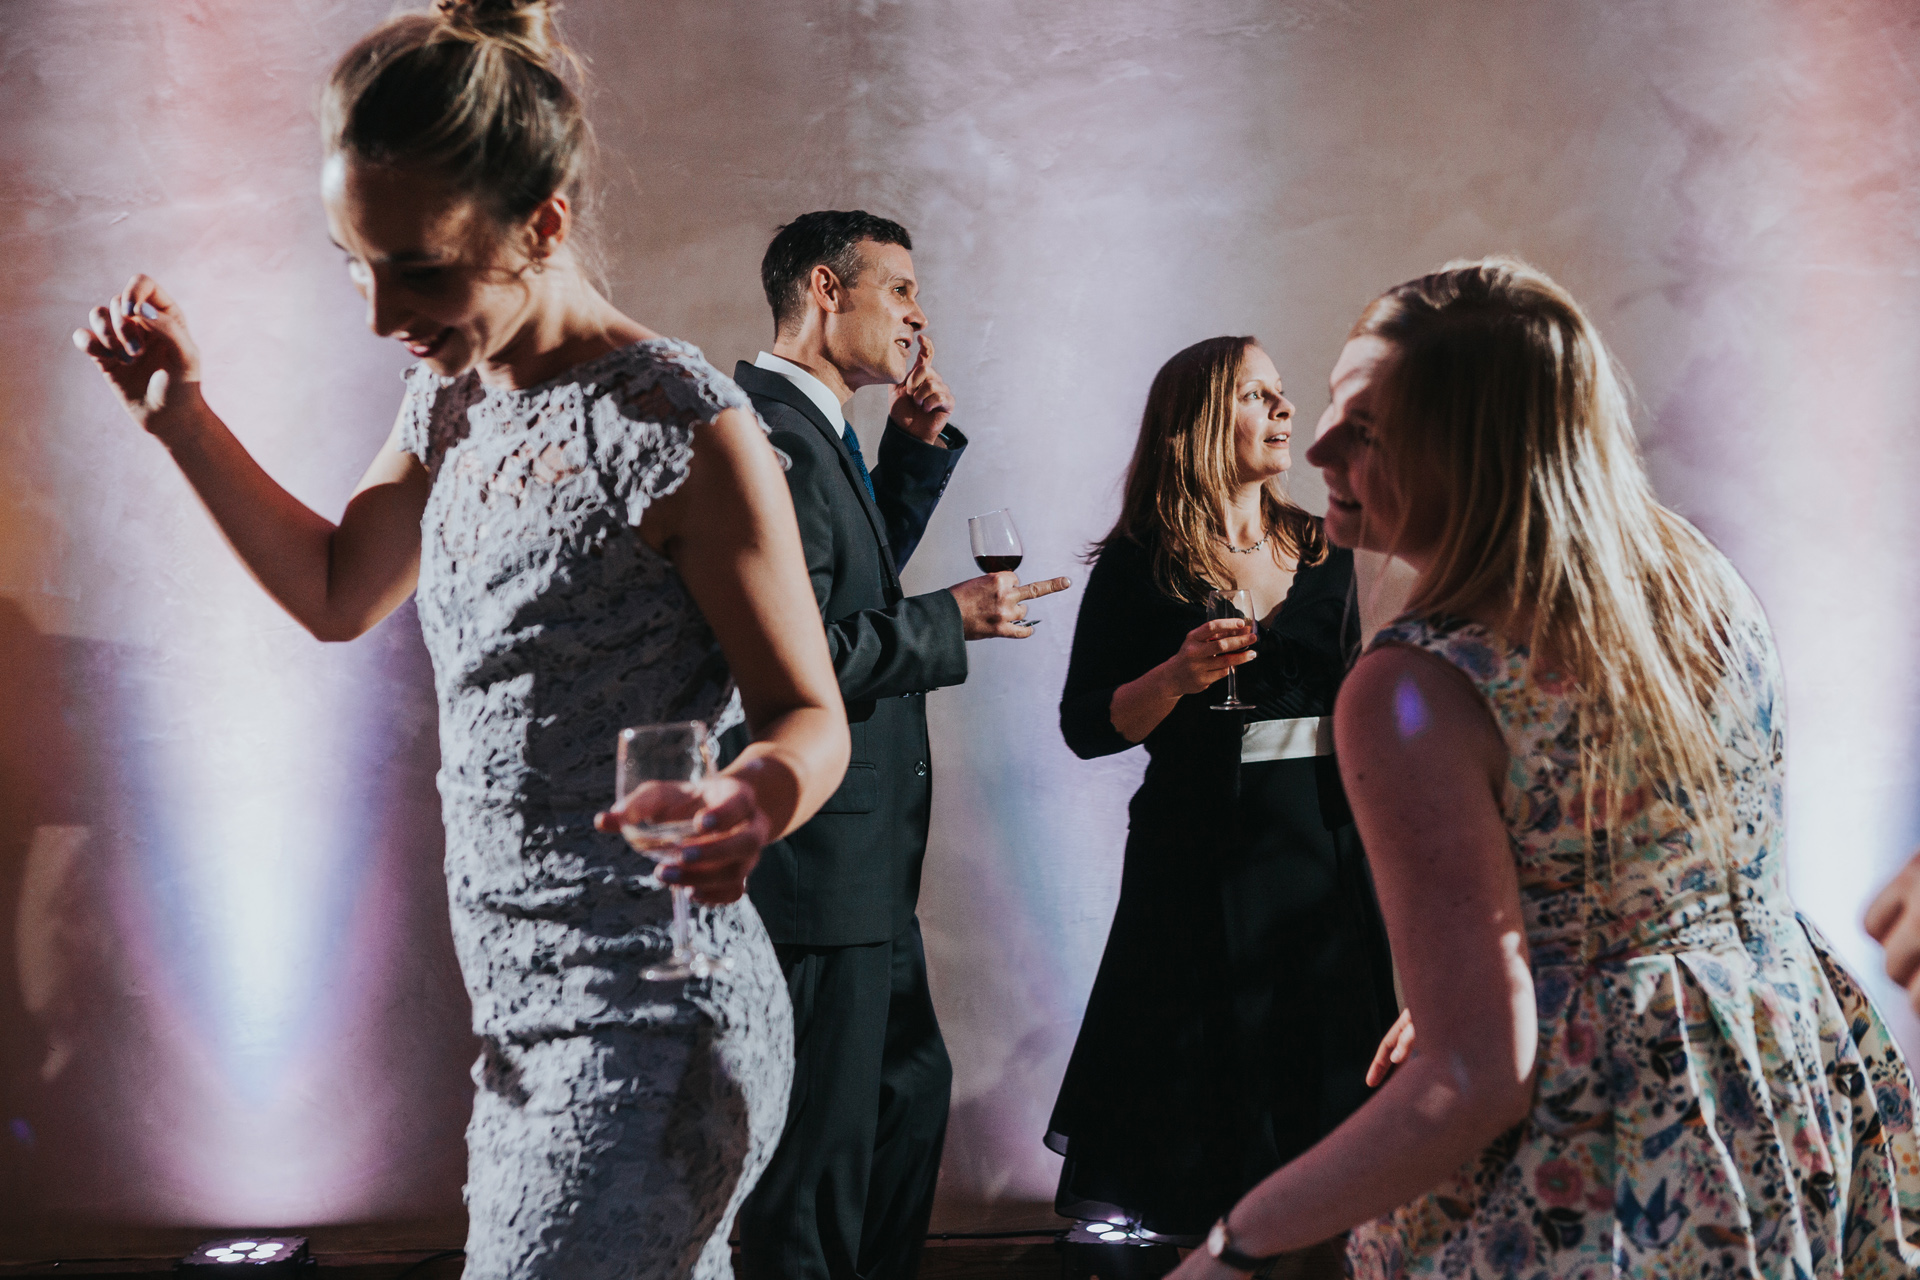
(1393, 676, 1432, 741)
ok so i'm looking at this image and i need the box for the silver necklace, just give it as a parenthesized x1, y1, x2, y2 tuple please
(1222, 532, 1269, 554)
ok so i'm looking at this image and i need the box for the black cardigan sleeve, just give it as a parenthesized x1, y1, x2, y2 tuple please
(1058, 540, 1176, 760)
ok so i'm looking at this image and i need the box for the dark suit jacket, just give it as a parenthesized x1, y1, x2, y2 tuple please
(725, 360, 969, 946)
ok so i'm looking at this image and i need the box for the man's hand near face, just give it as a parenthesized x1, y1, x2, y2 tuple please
(890, 334, 954, 445)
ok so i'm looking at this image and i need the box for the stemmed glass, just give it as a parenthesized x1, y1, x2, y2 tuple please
(1207, 589, 1256, 712)
(615, 720, 725, 981)
(968, 508, 1024, 574)
(969, 508, 1041, 627)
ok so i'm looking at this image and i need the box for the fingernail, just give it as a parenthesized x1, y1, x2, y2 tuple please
(698, 811, 721, 832)
(659, 865, 681, 883)
(127, 340, 142, 357)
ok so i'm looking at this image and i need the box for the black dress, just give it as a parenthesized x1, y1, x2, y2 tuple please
(1045, 530, 1399, 1237)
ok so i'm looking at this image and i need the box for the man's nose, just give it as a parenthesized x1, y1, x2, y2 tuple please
(905, 303, 927, 331)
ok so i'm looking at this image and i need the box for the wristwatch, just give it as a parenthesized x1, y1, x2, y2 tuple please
(1206, 1217, 1279, 1273)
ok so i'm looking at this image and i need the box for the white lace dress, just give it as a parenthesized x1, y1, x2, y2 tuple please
(397, 339, 793, 1280)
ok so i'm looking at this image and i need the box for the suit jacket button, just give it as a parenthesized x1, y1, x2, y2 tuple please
(915, 760, 929, 777)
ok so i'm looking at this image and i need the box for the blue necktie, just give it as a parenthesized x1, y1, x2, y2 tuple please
(841, 423, 876, 502)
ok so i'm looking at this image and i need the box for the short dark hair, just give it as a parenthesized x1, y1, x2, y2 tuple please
(761, 210, 913, 335)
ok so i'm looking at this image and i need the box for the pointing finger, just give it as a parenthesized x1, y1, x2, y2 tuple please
(1015, 576, 1072, 601)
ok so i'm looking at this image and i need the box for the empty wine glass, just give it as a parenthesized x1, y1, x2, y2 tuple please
(615, 720, 725, 981)
(1207, 589, 1256, 712)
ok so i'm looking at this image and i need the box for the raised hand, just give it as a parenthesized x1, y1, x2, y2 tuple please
(595, 773, 772, 906)
(948, 571, 1071, 639)
(889, 333, 954, 443)
(71, 274, 204, 435)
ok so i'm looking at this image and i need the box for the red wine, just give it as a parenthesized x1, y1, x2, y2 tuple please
(975, 554, 1023, 573)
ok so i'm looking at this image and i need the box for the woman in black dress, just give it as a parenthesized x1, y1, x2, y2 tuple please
(1046, 336, 1398, 1262)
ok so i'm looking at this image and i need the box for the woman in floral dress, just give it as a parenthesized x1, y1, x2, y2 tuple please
(1169, 258, 1920, 1278)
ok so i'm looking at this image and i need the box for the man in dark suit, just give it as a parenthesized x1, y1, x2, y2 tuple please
(728, 210, 1068, 1280)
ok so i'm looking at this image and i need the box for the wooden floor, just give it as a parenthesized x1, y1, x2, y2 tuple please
(0, 1239, 1065, 1279)
(0, 1208, 1071, 1279)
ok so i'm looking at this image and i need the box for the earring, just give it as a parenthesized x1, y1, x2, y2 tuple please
(531, 258, 547, 275)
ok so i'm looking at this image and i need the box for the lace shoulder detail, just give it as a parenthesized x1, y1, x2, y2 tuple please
(585, 339, 762, 526)
(397, 363, 480, 469)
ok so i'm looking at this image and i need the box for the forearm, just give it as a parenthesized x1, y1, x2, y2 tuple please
(722, 705, 849, 838)
(1223, 1053, 1532, 1256)
(1107, 661, 1184, 742)
(155, 389, 349, 637)
(828, 590, 967, 703)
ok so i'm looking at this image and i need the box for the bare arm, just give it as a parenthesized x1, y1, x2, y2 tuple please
(1106, 617, 1256, 742)
(1170, 645, 1535, 1275)
(73, 275, 426, 641)
(598, 406, 849, 903)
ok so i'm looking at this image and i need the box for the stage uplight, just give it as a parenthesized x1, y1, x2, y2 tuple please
(180, 1236, 311, 1274)
(1059, 1220, 1180, 1279)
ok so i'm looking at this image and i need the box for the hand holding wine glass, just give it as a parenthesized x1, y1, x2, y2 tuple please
(595, 720, 768, 981)
(1206, 589, 1257, 711)
(1153, 616, 1258, 698)
(952, 508, 1071, 639)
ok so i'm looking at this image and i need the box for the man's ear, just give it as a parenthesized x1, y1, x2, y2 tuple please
(808, 263, 847, 315)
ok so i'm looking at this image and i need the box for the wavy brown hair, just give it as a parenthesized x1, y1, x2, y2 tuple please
(1095, 336, 1325, 602)
(1356, 257, 1753, 856)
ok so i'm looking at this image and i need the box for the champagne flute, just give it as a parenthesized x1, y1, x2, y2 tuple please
(615, 720, 724, 981)
(1207, 589, 1256, 712)
(969, 508, 1042, 627)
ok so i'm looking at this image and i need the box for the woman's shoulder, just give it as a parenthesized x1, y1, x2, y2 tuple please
(586, 337, 755, 427)
(1366, 614, 1524, 690)
(1085, 533, 1186, 604)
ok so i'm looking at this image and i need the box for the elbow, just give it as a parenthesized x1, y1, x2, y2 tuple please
(1481, 1068, 1536, 1131)
(305, 614, 371, 644)
(1445, 1048, 1537, 1136)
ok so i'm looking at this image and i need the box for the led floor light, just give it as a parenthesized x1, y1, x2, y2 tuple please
(180, 1236, 312, 1274)
(1058, 1219, 1182, 1279)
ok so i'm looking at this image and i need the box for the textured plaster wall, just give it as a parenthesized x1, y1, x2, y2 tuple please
(2, 0, 1917, 1246)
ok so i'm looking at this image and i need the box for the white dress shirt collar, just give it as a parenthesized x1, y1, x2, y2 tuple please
(753, 351, 849, 432)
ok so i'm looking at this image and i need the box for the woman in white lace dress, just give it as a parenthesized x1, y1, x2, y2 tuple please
(71, 3, 847, 1277)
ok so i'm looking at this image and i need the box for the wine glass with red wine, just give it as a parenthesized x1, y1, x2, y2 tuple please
(968, 508, 1044, 629)
(968, 508, 1024, 573)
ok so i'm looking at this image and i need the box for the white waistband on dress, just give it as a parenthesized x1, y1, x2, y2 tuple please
(1240, 715, 1334, 763)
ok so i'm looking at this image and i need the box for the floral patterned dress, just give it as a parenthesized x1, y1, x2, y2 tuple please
(1348, 608, 1920, 1279)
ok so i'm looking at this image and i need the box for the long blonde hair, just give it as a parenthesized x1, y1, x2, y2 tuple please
(1096, 336, 1325, 602)
(1356, 258, 1752, 850)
